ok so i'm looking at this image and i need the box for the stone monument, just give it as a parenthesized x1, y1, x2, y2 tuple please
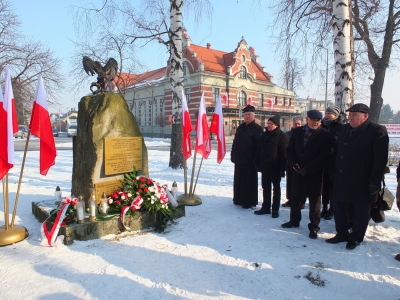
(71, 93, 148, 204)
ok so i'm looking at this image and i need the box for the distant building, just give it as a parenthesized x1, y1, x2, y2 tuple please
(294, 97, 334, 119)
(121, 30, 299, 137)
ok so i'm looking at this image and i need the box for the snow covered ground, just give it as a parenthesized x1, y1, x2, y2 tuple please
(0, 138, 399, 299)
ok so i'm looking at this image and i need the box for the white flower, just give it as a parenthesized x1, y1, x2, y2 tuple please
(161, 204, 165, 208)
(151, 196, 155, 201)
(121, 196, 126, 200)
(151, 200, 155, 204)
(128, 193, 132, 197)
(108, 199, 113, 204)
(149, 186, 157, 193)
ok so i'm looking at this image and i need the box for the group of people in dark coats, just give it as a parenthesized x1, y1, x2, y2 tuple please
(231, 103, 390, 250)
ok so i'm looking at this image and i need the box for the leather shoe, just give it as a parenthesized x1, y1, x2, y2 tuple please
(395, 254, 400, 261)
(326, 235, 348, 244)
(254, 209, 270, 215)
(282, 201, 290, 207)
(271, 211, 279, 218)
(346, 240, 360, 250)
(324, 208, 334, 220)
(309, 231, 318, 239)
(281, 221, 299, 228)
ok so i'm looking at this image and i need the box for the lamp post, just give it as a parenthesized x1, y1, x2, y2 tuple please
(318, 44, 329, 110)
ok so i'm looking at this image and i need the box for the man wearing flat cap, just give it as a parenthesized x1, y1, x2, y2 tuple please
(326, 103, 388, 250)
(254, 115, 289, 218)
(320, 105, 344, 220)
(283, 109, 334, 239)
(231, 105, 263, 208)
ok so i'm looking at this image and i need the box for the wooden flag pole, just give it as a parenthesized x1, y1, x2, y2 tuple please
(192, 156, 204, 196)
(11, 131, 31, 228)
(188, 151, 197, 196)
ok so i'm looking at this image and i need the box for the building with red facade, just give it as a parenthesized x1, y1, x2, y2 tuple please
(122, 31, 298, 137)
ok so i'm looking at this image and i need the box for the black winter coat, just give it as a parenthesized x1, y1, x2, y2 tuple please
(332, 121, 389, 204)
(321, 117, 343, 145)
(231, 120, 263, 164)
(256, 127, 289, 174)
(286, 126, 334, 198)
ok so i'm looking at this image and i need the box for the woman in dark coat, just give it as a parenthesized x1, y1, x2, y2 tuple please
(231, 105, 263, 208)
(254, 116, 289, 218)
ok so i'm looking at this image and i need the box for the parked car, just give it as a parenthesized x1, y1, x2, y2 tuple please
(67, 125, 77, 137)
(13, 125, 28, 139)
(52, 128, 59, 137)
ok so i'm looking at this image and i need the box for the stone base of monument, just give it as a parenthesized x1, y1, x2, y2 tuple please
(32, 200, 185, 245)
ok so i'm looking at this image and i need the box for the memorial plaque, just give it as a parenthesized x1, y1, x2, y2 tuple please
(104, 137, 142, 175)
(94, 179, 123, 204)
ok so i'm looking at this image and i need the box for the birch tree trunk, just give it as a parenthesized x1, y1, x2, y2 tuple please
(332, 0, 353, 115)
(168, 0, 184, 169)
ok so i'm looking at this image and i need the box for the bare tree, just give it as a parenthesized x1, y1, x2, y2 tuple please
(0, 0, 64, 124)
(71, 0, 212, 169)
(155, 113, 169, 138)
(263, 0, 400, 122)
(279, 57, 304, 94)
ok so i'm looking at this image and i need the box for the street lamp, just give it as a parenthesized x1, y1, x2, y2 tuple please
(318, 44, 329, 110)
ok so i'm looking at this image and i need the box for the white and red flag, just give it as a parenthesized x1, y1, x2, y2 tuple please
(268, 99, 274, 111)
(210, 94, 226, 164)
(181, 89, 193, 160)
(29, 76, 57, 175)
(0, 66, 18, 179)
(195, 92, 211, 159)
(222, 92, 229, 108)
(247, 97, 253, 105)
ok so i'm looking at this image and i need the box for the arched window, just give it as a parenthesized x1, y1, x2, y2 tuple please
(241, 55, 246, 62)
(239, 66, 247, 79)
(238, 91, 247, 106)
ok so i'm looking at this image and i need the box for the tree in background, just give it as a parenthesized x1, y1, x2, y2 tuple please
(155, 113, 169, 138)
(279, 57, 304, 95)
(379, 104, 394, 123)
(263, 0, 400, 122)
(0, 0, 63, 125)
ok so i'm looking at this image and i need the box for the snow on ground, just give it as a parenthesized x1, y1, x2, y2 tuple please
(0, 139, 399, 299)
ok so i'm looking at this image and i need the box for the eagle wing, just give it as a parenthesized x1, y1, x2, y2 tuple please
(103, 58, 118, 80)
(83, 56, 103, 76)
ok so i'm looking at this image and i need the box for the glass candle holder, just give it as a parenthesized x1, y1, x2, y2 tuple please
(54, 186, 62, 207)
(77, 195, 85, 224)
(89, 193, 97, 221)
(99, 192, 109, 214)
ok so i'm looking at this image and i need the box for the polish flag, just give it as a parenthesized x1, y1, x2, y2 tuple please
(247, 97, 253, 105)
(268, 99, 274, 111)
(29, 76, 57, 175)
(181, 89, 193, 160)
(222, 92, 229, 108)
(195, 92, 211, 159)
(210, 94, 226, 164)
(0, 66, 18, 179)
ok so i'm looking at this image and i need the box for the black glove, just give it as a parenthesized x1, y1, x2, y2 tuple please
(297, 168, 307, 176)
(369, 183, 380, 195)
(280, 170, 285, 178)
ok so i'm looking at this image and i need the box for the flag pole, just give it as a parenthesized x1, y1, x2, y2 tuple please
(188, 151, 197, 196)
(11, 131, 31, 228)
(192, 156, 204, 196)
(3, 175, 9, 230)
(183, 158, 188, 195)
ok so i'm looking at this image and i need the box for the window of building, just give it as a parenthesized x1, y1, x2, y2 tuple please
(185, 88, 190, 104)
(241, 55, 246, 63)
(283, 97, 286, 106)
(213, 88, 220, 103)
(238, 91, 247, 106)
(274, 96, 278, 105)
(239, 66, 247, 79)
(288, 98, 292, 106)
(183, 62, 187, 75)
(259, 93, 264, 107)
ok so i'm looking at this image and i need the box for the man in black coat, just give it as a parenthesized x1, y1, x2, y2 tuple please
(282, 110, 334, 239)
(282, 117, 306, 209)
(254, 115, 289, 218)
(231, 105, 263, 208)
(321, 105, 343, 220)
(326, 103, 389, 250)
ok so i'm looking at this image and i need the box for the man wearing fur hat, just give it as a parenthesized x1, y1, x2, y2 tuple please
(320, 105, 344, 220)
(282, 110, 334, 239)
(231, 105, 263, 208)
(326, 103, 388, 250)
(254, 115, 289, 218)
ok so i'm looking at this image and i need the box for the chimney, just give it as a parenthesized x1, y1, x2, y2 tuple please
(206, 43, 211, 50)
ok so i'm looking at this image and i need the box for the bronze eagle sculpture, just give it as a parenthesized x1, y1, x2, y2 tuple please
(82, 56, 118, 94)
